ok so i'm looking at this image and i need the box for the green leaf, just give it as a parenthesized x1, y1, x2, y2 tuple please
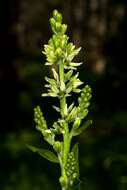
(72, 120, 92, 136)
(72, 143, 79, 179)
(52, 105, 60, 112)
(27, 144, 59, 163)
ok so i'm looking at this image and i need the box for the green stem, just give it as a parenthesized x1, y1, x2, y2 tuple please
(59, 61, 64, 83)
(59, 61, 71, 189)
(60, 123, 71, 190)
(59, 60, 66, 119)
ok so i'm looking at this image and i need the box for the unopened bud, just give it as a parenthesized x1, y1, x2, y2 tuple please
(59, 176, 67, 188)
(55, 22, 61, 32)
(50, 18, 55, 28)
(61, 24, 67, 34)
(55, 47, 62, 57)
(53, 141, 61, 153)
(53, 10, 62, 23)
(72, 173, 77, 179)
(73, 117, 81, 129)
(60, 81, 65, 91)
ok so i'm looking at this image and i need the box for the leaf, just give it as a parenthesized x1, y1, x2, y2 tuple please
(52, 105, 60, 112)
(72, 120, 92, 136)
(72, 143, 79, 179)
(27, 144, 59, 163)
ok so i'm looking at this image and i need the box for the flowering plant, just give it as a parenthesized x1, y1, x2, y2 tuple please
(28, 10, 92, 190)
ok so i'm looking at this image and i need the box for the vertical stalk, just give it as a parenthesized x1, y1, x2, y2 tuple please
(59, 61, 71, 190)
(59, 61, 64, 83)
(59, 61, 66, 118)
(60, 124, 71, 190)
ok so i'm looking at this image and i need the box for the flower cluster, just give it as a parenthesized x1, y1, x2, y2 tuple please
(77, 85, 92, 119)
(66, 85, 92, 125)
(65, 152, 78, 186)
(43, 10, 81, 70)
(34, 106, 55, 145)
(42, 10, 83, 98)
(29, 10, 93, 190)
(34, 106, 47, 131)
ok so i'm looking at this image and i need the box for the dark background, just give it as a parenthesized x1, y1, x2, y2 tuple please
(0, 0, 127, 190)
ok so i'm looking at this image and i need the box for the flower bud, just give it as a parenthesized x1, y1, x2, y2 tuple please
(53, 38, 60, 48)
(59, 176, 68, 188)
(63, 103, 68, 116)
(53, 141, 61, 153)
(61, 24, 67, 34)
(60, 81, 65, 91)
(67, 107, 77, 122)
(50, 18, 55, 29)
(70, 180, 73, 186)
(61, 39, 66, 49)
(85, 85, 92, 93)
(84, 102, 90, 108)
(55, 22, 62, 32)
(73, 117, 81, 129)
(53, 10, 62, 23)
(55, 47, 63, 57)
(72, 173, 77, 179)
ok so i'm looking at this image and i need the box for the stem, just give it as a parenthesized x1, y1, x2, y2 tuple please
(59, 61, 64, 83)
(59, 61, 71, 189)
(59, 60, 66, 118)
(60, 123, 71, 190)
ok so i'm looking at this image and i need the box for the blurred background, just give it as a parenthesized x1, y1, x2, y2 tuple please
(0, 0, 127, 189)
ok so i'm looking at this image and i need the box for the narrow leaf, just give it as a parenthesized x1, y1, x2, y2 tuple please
(52, 105, 60, 112)
(27, 144, 59, 163)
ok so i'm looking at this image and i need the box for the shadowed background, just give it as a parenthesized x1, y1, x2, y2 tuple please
(0, 0, 127, 189)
